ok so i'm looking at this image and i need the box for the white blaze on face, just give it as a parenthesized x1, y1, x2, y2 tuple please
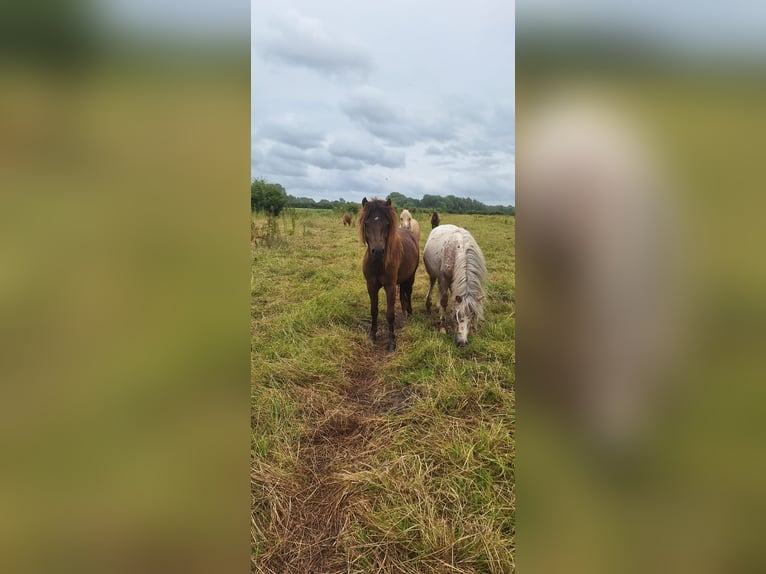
(454, 295, 471, 345)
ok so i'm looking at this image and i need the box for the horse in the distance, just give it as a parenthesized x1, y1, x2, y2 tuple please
(399, 209, 421, 245)
(424, 224, 487, 346)
(431, 211, 440, 229)
(342, 213, 352, 226)
(360, 198, 419, 352)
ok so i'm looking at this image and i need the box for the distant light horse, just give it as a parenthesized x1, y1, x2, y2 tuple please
(343, 213, 353, 226)
(399, 209, 421, 245)
(424, 224, 487, 346)
(360, 198, 419, 352)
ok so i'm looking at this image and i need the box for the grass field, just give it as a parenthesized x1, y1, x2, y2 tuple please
(251, 209, 515, 573)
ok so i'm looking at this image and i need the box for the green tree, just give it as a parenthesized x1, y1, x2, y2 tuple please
(251, 178, 287, 216)
(386, 192, 407, 209)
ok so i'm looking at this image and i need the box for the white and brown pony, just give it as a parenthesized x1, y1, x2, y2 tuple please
(399, 209, 421, 245)
(424, 224, 487, 346)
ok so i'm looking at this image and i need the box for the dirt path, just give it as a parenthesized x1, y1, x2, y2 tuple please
(258, 337, 416, 573)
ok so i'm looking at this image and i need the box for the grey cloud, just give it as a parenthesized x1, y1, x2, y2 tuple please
(417, 118, 459, 141)
(263, 133, 405, 175)
(267, 143, 362, 172)
(484, 101, 515, 149)
(258, 11, 374, 79)
(328, 134, 406, 168)
(444, 95, 492, 125)
(341, 86, 459, 146)
(252, 4, 515, 206)
(257, 114, 325, 149)
(307, 148, 364, 171)
(340, 87, 410, 143)
(254, 153, 309, 178)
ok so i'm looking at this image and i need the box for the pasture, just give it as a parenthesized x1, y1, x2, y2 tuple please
(251, 208, 515, 573)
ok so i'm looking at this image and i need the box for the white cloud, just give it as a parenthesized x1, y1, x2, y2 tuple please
(257, 113, 325, 149)
(252, 2, 515, 206)
(256, 10, 374, 79)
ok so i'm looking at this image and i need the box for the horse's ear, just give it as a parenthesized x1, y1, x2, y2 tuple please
(455, 295, 462, 303)
(385, 198, 392, 206)
(362, 197, 368, 206)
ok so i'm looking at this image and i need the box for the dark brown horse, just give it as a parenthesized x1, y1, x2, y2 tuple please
(359, 197, 419, 351)
(431, 211, 440, 229)
(342, 213, 352, 226)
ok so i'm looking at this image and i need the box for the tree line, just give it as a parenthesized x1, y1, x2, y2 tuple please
(251, 178, 515, 216)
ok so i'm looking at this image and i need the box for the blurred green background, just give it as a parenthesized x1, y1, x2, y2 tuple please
(517, 5, 766, 574)
(0, 1, 250, 572)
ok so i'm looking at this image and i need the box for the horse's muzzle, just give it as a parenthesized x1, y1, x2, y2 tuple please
(371, 248, 385, 258)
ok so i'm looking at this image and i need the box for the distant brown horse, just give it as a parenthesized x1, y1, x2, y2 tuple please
(342, 213, 352, 226)
(431, 211, 440, 229)
(359, 197, 419, 351)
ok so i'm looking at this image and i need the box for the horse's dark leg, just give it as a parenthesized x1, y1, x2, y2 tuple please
(400, 275, 415, 317)
(425, 275, 436, 312)
(385, 284, 397, 352)
(438, 277, 450, 334)
(367, 282, 379, 341)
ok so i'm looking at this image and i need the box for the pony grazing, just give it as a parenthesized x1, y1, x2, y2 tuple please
(424, 224, 487, 346)
(342, 213, 352, 226)
(399, 209, 421, 245)
(360, 197, 419, 352)
(431, 211, 440, 229)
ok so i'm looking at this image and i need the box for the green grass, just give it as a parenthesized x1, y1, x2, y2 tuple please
(251, 209, 515, 573)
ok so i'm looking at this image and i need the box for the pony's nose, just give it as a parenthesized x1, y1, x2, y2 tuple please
(455, 336, 467, 347)
(372, 248, 385, 257)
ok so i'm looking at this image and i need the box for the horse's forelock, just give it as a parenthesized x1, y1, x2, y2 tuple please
(358, 205, 368, 244)
(456, 294, 484, 327)
(359, 199, 397, 248)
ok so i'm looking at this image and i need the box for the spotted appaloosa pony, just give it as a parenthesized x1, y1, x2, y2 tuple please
(431, 211, 440, 229)
(342, 213, 352, 226)
(360, 198, 419, 351)
(399, 209, 421, 245)
(424, 224, 487, 346)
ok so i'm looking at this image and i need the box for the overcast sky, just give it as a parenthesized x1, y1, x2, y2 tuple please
(251, 1, 515, 206)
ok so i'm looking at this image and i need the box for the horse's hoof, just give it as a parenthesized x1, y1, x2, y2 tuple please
(439, 327, 447, 334)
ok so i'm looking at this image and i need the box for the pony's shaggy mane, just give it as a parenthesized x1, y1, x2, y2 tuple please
(452, 228, 487, 325)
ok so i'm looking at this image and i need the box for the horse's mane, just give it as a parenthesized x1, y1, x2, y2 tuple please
(453, 228, 488, 325)
(359, 198, 402, 269)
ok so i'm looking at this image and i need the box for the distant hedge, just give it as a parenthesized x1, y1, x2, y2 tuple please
(252, 178, 514, 216)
